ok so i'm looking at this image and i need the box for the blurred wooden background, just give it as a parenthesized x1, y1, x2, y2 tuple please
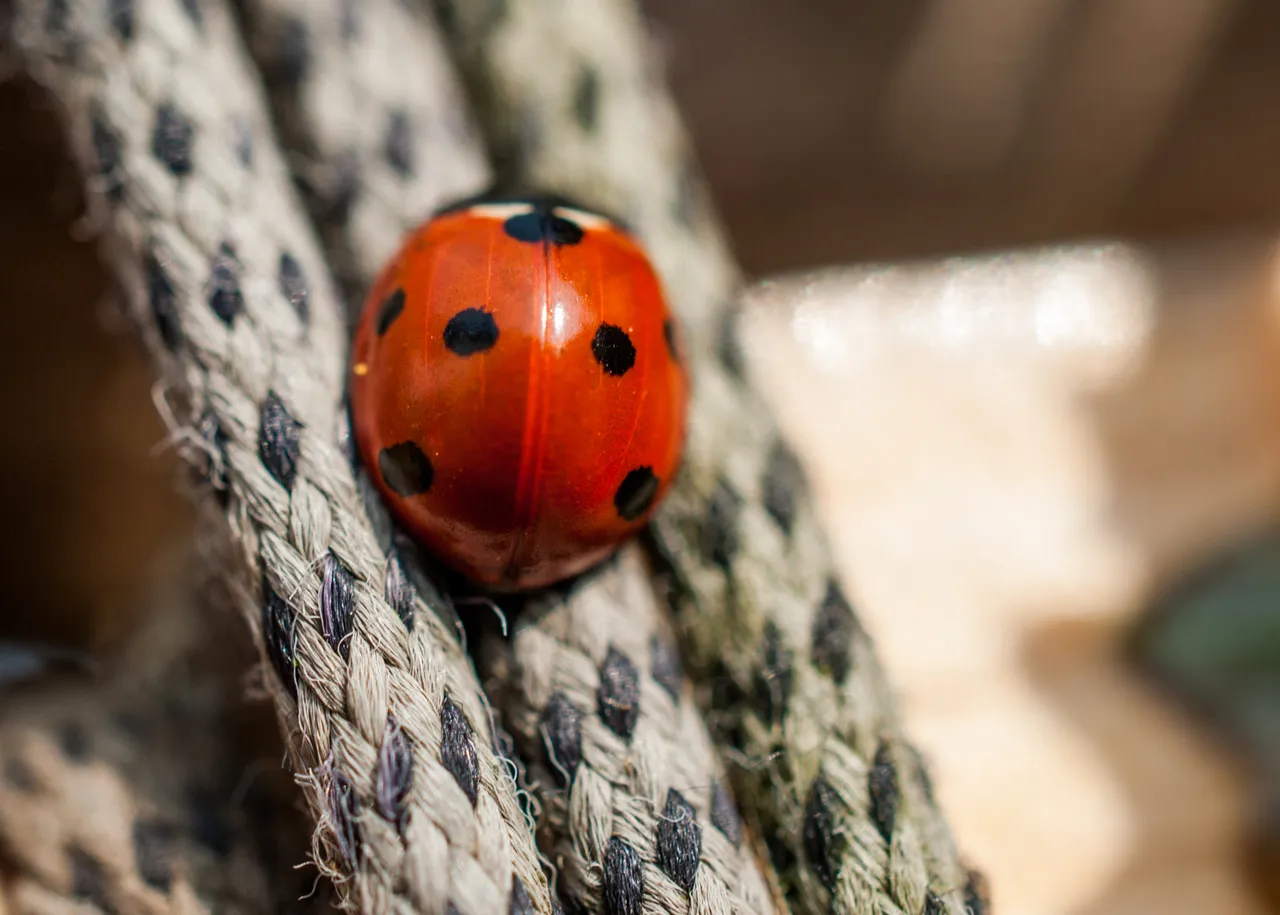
(643, 0, 1279, 273)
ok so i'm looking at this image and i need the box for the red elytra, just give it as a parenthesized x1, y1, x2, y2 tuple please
(349, 195, 689, 591)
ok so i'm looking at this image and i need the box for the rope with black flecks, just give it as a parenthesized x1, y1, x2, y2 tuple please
(227, 1, 787, 910)
(480, 545, 782, 915)
(432, 1, 988, 912)
(0, 577, 322, 915)
(4, 1, 552, 912)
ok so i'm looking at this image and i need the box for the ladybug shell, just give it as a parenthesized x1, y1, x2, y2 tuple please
(349, 198, 688, 591)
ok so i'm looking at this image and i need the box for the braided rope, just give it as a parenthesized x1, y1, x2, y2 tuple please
(483, 545, 783, 915)
(220, 2, 785, 910)
(4, 2, 550, 912)
(0, 572, 321, 915)
(431, 2, 983, 913)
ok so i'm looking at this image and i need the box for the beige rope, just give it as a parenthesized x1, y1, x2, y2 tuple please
(0, 563, 323, 915)
(4, 1, 550, 912)
(222, 1, 786, 910)
(432, 2, 982, 913)
(482, 545, 783, 915)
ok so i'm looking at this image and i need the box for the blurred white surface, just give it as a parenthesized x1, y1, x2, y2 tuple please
(739, 239, 1280, 915)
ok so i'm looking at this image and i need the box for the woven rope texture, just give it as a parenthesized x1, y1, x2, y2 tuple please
(4, 1, 550, 912)
(431, 1, 983, 913)
(0, 0, 986, 913)
(0, 568, 325, 915)
(223, 2, 783, 910)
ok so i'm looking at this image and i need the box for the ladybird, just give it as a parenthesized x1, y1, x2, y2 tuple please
(349, 194, 688, 591)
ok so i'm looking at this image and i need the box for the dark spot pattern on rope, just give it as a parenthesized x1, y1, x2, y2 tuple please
(602, 837, 643, 915)
(207, 241, 244, 326)
(440, 695, 480, 807)
(596, 646, 640, 740)
(870, 743, 900, 842)
(710, 781, 741, 846)
(541, 691, 582, 787)
(754, 622, 793, 727)
(320, 551, 355, 659)
(811, 580, 859, 685)
(802, 777, 843, 892)
(133, 820, 177, 891)
(261, 579, 298, 697)
(376, 715, 413, 827)
(656, 789, 700, 893)
(68, 847, 112, 911)
(649, 634, 682, 700)
(146, 250, 181, 351)
(702, 478, 742, 570)
(258, 391, 302, 491)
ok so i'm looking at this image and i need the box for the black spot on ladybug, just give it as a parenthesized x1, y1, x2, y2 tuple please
(384, 108, 415, 178)
(803, 776, 844, 891)
(328, 768, 361, 867)
(271, 16, 311, 88)
(108, 0, 133, 41)
(262, 577, 298, 696)
(602, 837, 644, 915)
(132, 820, 176, 892)
(702, 478, 741, 570)
(710, 782, 742, 845)
(146, 251, 181, 350)
(378, 442, 434, 497)
(439, 695, 479, 807)
(376, 715, 412, 828)
(754, 622, 793, 727)
(869, 743, 899, 841)
(90, 107, 125, 203)
(320, 551, 355, 660)
(503, 210, 584, 246)
(152, 102, 194, 177)
(573, 65, 600, 132)
(180, 0, 203, 29)
(208, 241, 244, 326)
(259, 390, 303, 491)
(68, 847, 111, 911)
(278, 251, 308, 323)
(592, 323, 636, 376)
(656, 789, 700, 893)
(614, 466, 658, 521)
(443, 308, 499, 355)
(662, 318, 679, 362)
(541, 692, 582, 787)
(376, 288, 406, 336)
(811, 580, 860, 684)
(597, 646, 640, 740)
